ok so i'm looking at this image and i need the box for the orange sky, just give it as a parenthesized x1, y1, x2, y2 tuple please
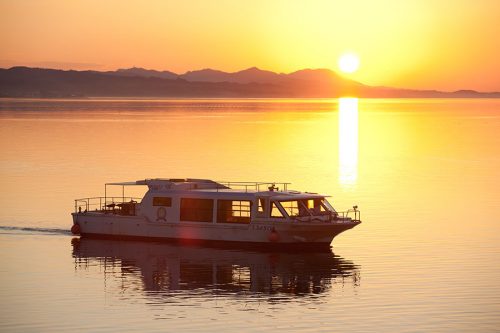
(1, 0, 499, 91)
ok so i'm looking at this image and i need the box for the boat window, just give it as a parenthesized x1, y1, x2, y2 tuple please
(307, 198, 333, 215)
(276, 199, 332, 217)
(321, 198, 336, 213)
(270, 202, 285, 218)
(279, 198, 333, 217)
(279, 200, 310, 217)
(180, 198, 213, 222)
(217, 200, 251, 224)
(153, 197, 172, 207)
(258, 198, 265, 214)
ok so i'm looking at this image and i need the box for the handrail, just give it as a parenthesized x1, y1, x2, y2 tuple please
(216, 181, 291, 192)
(74, 197, 142, 213)
(336, 206, 361, 222)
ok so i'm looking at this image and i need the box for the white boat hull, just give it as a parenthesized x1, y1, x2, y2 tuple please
(72, 212, 359, 247)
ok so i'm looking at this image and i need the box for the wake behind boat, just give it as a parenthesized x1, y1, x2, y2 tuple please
(71, 178, 361, 248)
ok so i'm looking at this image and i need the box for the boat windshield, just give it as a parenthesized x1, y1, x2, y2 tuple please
(277, 198, 334, 217)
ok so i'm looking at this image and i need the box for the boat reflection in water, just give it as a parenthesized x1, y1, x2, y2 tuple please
(71, 238, 359, 297)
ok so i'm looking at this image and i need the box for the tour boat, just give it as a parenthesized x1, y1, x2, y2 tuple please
(71, 178, 361, 248)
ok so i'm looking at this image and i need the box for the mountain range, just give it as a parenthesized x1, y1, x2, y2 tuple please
(0, 66, 498, 98)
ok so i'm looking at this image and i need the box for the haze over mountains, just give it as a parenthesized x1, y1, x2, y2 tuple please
(0, 66, 498, 98)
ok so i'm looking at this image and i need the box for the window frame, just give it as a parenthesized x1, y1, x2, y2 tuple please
(270, 201, 286, 219)
(274, 198, 334, 218)
(216, 199, 252, 224)
(278, 200, 310, 217)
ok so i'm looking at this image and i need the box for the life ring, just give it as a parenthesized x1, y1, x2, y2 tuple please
(156, 207, 167, 222)
(71, 223, 81, 235)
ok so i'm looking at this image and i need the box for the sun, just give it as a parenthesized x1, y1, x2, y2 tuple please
(338, 53, 360, 73)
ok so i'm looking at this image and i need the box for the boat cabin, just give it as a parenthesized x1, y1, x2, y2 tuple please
(75, 178, 345, 224)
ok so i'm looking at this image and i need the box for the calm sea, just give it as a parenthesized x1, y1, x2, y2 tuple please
(1, 98, 499, 332)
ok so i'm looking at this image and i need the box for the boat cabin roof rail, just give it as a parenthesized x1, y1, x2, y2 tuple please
(216, 181, 291, 192)
(105, 178, 291, 193)
(107, 178, 229, 191)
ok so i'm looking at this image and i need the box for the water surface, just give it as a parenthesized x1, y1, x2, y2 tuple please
(1, 98, 499, 332)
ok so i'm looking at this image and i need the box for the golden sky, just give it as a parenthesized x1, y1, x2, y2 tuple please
(1, 0, 499, 91)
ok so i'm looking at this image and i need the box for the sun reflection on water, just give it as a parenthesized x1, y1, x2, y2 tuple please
(338, 98, 359, 188)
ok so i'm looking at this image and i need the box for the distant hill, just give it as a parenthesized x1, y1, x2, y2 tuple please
(180, 67, 285, 84)
(0, 66, 499, 98)
(108, 67, 178, 80)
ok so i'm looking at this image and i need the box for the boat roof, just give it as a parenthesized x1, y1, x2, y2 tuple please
(106, 178, 223, 187)
(105, 178, 327, 199)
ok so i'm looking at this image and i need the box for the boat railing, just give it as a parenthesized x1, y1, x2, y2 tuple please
(216, 181, 291, 192)
(336, 206, 361, 222)
(74, 197, 142, 214)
